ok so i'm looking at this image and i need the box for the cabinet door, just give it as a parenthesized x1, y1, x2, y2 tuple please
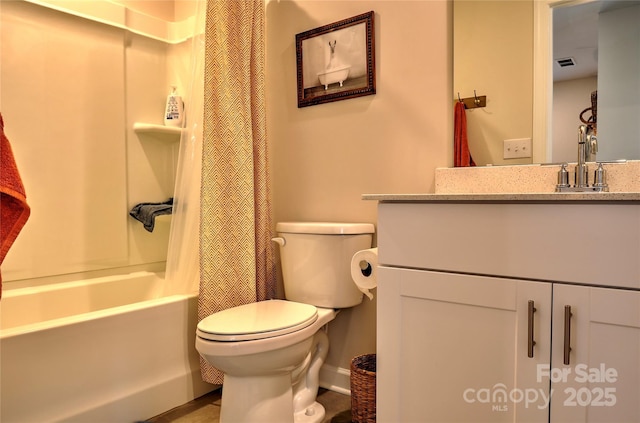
(551, 285, 640, 423)
(377, 267, 551, 423)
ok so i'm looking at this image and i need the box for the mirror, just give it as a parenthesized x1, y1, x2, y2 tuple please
(454, 0, 640, 166)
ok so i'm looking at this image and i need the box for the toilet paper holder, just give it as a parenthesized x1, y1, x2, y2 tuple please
(359, 260, 373, 277)
(351, 248, 378, 301)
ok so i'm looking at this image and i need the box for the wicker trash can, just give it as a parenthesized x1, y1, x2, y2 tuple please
(350, 353, 376, 423)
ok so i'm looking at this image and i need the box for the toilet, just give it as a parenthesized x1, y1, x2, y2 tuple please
(195, 222, 375, 423)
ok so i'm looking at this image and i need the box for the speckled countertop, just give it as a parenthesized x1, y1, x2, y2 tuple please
(433, 162, 640, 195)
(364, 161, 640, 202)
(362, 192, 640, 202)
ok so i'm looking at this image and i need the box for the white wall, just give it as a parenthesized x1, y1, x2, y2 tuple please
(267, 0, 452, 377)
(552, 76, 597, 163)
(598, 4, 640, 161)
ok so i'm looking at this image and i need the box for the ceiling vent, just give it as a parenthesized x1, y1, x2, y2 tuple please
(556, 57, 576, 67)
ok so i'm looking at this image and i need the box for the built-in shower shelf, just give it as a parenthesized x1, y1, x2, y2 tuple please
(133, 122, 182, 142)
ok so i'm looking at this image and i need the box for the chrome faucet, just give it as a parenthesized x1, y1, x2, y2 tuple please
(575, 125, 590, 188)
(556, 124, 608, 192)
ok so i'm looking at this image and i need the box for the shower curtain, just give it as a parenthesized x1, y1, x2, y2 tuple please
(197, 0, 276, 384)
(165, 0, 206, 296)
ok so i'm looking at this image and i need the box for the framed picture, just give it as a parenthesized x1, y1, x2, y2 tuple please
(296, 11, 376, 108)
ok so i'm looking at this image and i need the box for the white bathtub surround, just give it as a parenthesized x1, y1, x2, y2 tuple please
(435, 160, 640, 194)
(1, 0, 198, 283)
(22, 0, 198, 44)
(0, 272, 214, 423)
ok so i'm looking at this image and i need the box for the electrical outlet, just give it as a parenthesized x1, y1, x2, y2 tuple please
(503, 138, 532, 159)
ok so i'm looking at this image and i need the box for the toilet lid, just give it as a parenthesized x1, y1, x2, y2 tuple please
(197, 300, 318, 342)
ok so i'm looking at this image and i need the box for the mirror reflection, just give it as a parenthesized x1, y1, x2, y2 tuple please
(453, 0, 533, 167)
(553, 0, 640, 163)
(454, 0, 640, 166)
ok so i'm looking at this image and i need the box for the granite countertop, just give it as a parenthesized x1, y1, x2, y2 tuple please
(362, 192, 640, 202)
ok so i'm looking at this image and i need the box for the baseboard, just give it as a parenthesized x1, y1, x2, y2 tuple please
(319, 363, 351, 396)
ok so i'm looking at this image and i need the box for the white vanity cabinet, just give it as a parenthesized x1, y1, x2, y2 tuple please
(377, 266, 552, 422)
(374, 199, 640, 423)
(549, 284, 640, 423)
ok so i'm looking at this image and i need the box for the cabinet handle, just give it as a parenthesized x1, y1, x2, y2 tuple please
(527, 300, 537, 358)
(563, 305, 573, 365)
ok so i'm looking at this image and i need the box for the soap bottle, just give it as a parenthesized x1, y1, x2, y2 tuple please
(164, 86, 184, 127)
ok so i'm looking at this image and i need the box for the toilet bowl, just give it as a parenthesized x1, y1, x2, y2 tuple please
(195, 222, 374, 423)
(197, 301, 336, 423)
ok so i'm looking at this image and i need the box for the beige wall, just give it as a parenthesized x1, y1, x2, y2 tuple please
(266, 1, 452, 373)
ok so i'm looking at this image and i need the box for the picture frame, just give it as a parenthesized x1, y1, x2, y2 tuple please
(296, 11, 376, 108)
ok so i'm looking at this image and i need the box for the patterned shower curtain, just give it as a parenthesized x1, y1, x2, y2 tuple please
(198, 0, 276, 384)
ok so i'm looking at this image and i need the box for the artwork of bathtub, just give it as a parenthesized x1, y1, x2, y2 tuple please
(318, 65, 351, 90)
(0, 271, 214, 423)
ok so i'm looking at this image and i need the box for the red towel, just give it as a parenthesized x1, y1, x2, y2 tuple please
(0, 113, 30, 297)
(454, 101, 476, 167)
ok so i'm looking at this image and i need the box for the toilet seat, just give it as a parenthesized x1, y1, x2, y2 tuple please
(197, 300, 318, 342)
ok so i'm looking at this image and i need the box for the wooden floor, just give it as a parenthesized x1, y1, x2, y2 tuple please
(145, 388, 352, 423)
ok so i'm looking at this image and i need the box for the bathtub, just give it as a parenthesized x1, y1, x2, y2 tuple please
(0, 271, 214, 423)
(318, 65, 351, 90)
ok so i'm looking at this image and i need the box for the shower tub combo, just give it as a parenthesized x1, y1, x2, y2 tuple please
(0, 271, 213, 423)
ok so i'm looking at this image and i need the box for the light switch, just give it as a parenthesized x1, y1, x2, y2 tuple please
(503, 138, 532, 159)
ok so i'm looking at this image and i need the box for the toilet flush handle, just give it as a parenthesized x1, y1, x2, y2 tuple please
(271, 237, 286, 247)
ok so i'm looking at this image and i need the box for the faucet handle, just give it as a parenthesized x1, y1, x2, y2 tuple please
(593, 162, 609, 191)
(556, 163, 570, 190)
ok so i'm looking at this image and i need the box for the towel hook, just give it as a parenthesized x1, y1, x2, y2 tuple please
(455, 91, 487, 109)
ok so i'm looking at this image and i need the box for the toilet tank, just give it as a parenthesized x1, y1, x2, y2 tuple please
(274, 222, 375, 308)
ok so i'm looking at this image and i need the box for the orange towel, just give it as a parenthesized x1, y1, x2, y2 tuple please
(0, 113, 30, 297)
(454, 101, 476, 167)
